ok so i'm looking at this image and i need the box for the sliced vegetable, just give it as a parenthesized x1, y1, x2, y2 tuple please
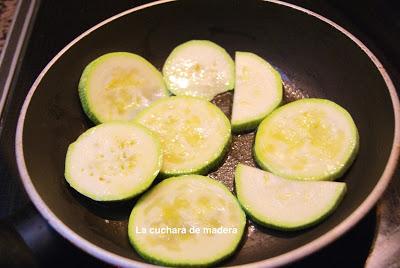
(134, 96, 231, 177)
(162, 40, 235, 100)
(235, 164, 346, 230)
(79, 52, 168, 124)
(65, 122, 162, 201)
(231, 52, 282, 133)
(128, 175, 246, 267)
(254, 98, 359, 180)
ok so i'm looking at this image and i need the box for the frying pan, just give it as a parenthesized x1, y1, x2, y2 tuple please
(10, 0, 400, 267)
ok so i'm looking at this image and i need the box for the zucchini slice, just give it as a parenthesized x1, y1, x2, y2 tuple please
(235, 164, 346, 230)
(134, 96, 231, 177)
(231, 52, 282, 133)
(65, 122, 162, 201)
(162, 40, 235, 100)
(128, 175, 246, 267)
(79, 52, 168, 124)
(254, 98, 359, 181)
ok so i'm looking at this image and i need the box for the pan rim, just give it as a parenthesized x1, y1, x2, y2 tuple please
(15, 0, 400, 267)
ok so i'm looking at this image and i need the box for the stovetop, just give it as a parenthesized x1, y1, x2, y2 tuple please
(0, 0, 398, 267)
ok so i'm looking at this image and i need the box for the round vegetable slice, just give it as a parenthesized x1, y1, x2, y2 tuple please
(231, 52, 282, 133)
(65, 122, 162, 201)
(235, 164, 346, 230)
(254, 98, 359, 181)
(134, 96, 231, 177)
(79, 52, 168, 124)
(128, 175, 246, 267)
(162, 40, 235, 100)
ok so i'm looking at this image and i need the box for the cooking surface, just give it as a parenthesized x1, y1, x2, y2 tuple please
(0, 1, 398, 267)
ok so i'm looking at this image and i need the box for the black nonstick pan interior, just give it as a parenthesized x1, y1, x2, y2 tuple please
(16, 0, 398, 266)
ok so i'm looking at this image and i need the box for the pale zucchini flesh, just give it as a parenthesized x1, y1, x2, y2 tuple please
(65, 122, 162, 201)
(128, 175, 246, 267)
(235, 164, 346, 230)
(254, 98, 359, 181)
(79, 52, 168, 124)
(134, 96, 231, 177)
(162, 40, 235, 100)
(231, 52, 282, 133)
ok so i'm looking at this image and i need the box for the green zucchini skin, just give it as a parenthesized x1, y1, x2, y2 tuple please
(240, 192, 346, 231)
(232, 116, 268, 135)
(78, 61, 101, 124)
(78, 52, 169, 124)
(231, 52, 283, 134)
(64, 122, 162, 201)
(128, 175, 246, 267)
(134, 96, 232, 178)
(253, 98, 359, 181)
(163, 40, 235, 100)
(156, 135, 232, 179)
(235, 164, 347, 231)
